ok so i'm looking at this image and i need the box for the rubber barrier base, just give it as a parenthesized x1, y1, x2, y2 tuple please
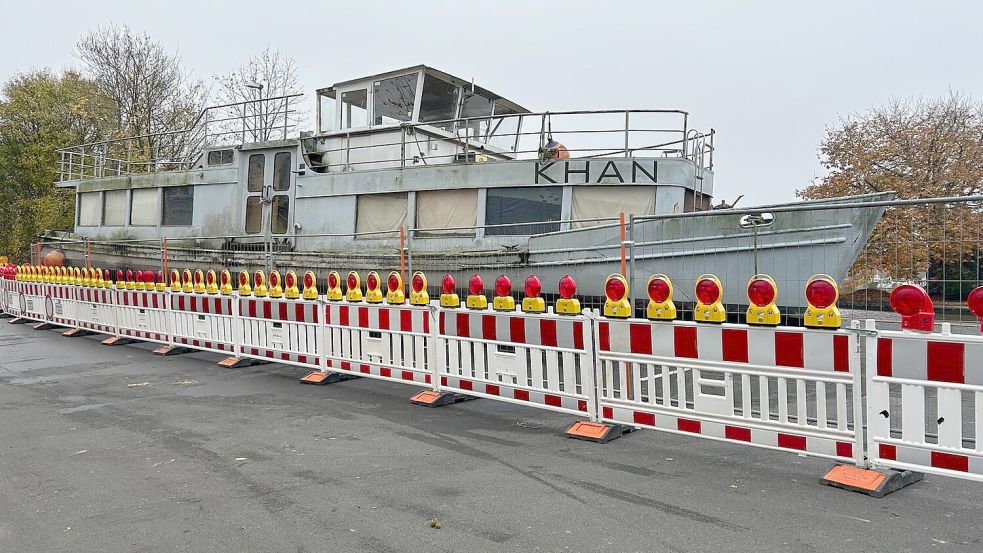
(216, 356, 270, 369)
(410, 390, 477, 408)
(300, 371, 357, 385)
(62, 328, 95, 337)
(153, 345, 194, 356)
(32, 322, 61, 331)
(101, 336, 135, 346)
(566, 421, 632, 444)
(8, 317, 31, 325)
(821, 465, 924, 498)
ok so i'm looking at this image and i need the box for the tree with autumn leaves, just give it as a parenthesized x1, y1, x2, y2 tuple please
(798, 93, 983, 299)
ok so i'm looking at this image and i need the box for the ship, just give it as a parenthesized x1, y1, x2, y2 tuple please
(45, 65, 888, 312)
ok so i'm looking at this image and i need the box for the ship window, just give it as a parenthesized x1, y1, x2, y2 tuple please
(130, 188, 159, 226)
(342, 89, 368, 129)
(162, 186, 194, 226)
(570, 186, 656, 229)
(415, 189, 478, 235)
(208, 149, 234, 166)
(77, 192, 101, 226)
(373, 74, 418, 125)
(273, 152, 291, 191)
(461, 91, 494, 119)
(485, 186, 562, 235)
(271, 195, 290, 234)
(245, 196, 262, 234)
(318, 90, 337, 132)
(419, 75, 459, 125)
(355, 193, 407, 237)
(247, 154, 265, 192)
(102, 189, 127, 226)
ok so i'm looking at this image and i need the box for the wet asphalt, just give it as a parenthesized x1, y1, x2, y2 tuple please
(0, 320, 980, 553)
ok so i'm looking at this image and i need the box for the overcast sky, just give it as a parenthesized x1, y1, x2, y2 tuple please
(2, 0, 980, 206)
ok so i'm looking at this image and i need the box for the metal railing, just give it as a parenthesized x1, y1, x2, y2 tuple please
(56, 94, 304, 182)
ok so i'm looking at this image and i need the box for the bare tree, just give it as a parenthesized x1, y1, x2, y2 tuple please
(76, 25, 206, 168)
(214, 48, 304, 143)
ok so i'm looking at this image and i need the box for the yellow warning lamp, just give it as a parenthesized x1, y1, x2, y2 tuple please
(104, 269, 113, 289)
(59, 267, 68, 285)
(345, 271, 362, 302)
(205, 270, 219, 294)
(302, 271, 318, 300)
(218, 270, 233, 295)
(492, 275, 515, 311)
(646, 274, 677, 320)
(136, 269, 148, 290)
(268, 270, 283, 298)
(73, 267, 83, 287)
(113, 269, 124, 289)
(386, 271, 405, 305)
(154, 271, 166, 292)
(38, 266, 47, 283)
(80, 267, 91, 287)
(556, 275, 581, 315)
(90, 267, 100, 288)
(409, 272, 429, 306)
(51, 266, 60, 284)
(14, 265, 22, 282)
(694, 274, 726, 323)
(804, 274, 841, 329)
(126, 269, 139, 290)
(325, 271, 343, 301)
(193, 269, 206, 294)
(168, 269, 180, 292)
(180, 269, 193, 293)
(253, 270, 268, 297)
(363, 271, 383, 303)
(47, 266, 56, 284)
(603, 273, 632, 318)
(466, 274, 488, 310)
(439, 273, 459, 308)
(143, 269, 157, 291)
(746, 274, 781, 326)
(237, 270, 252, 296)
(284, 270, 300, 299)
(522, 275, 546, 313)
(24, 265, 32, 282)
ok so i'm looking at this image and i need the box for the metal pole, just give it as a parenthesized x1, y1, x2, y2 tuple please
(628, 215, 636, 315)
(85, 240, 91, 270)
(399, 226, 406, 286)
(624, 111, 630, 158)
(619, 212, 627, 277)
(161, 237, 169, 277)
(406, 229, 414, 285)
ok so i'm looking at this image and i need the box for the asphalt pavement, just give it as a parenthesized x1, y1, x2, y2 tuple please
(0, 320, 980, 552)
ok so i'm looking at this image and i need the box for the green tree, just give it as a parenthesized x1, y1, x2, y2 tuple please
(0, 70, 111, 260)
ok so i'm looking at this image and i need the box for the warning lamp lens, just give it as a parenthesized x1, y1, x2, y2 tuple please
(328, 273, 338, 289)
(524, 275, 542, 298)
(304, 273, 314, 289)
(805, 279, 837, 309)
(967, 287, 983, 318)
(605, 276, 626, 302)
(366, 273, 378, 290)
(104, 270, 111, 281)
(116, 270, 123, 282)
(695, 278, 721, 304)
(647, 277, 671, 303)
(144, 270, 155, 283)
(495, 275, 511, 297)
(468, 274, 483, 296)
(412, 273, 425, 293)
(559, 275, 577, 299)
(207, 271, 215, 284)
(347, 273, 358, 290)
(747, 279, 776, 307)
(387, 273, 400, 292)
(239, 272, 248, 286)
(157, 271, 164, 284)
(285, 273, 294, 288)
(221, 272, 229, 285)
(441, 274, 455, 294)
(890, 284, 928, 317)
(270, 272, 279, 287)
(254, 272, 263, 286)
(126, 269, 134, 282)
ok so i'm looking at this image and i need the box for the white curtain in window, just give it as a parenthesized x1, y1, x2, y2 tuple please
(78, 192, 101, 226)
(103, 190, 127, 226)
(130, 188, 159, 226)
(415, 189, 477, 234)
(570, 186, 657, 229)
(355, 193, 407, 236)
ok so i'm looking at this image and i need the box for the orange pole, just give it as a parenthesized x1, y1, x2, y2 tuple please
(619, 212, 627, 276)
(162, 237, 169, 283)
(399, 226, 406, 285)
(35, 243, 42, 265)
(85, 240, 91, 269)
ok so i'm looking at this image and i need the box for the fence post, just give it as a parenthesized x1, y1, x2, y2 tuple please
(850, 320, 867, 468)
(428, 303, 442, 393)
(85, 240, 92, 270)
(582, 310, 603, 422)
(628, 215, 636, 314)
(618, 212, 627, 277)
(406, 229, 414, 285)
(161, 237, 169, 278)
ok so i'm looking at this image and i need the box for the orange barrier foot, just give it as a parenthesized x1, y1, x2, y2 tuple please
(566, 421, 632, 444)
(300, 371, 356, 385)
(32, 322, 59, 331)
(216, 356, 270, 369)
(410, 390, 476, 408)
(153, 345, 193, 356)
(101, 336, 134, 346)
(820, 465, 923, 498)
(62, 328, 95, 337)
(8, 317, 30, 325)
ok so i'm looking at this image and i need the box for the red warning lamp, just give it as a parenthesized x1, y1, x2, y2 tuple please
(328, 272, 338, 290)
(558, 275, 577, 299)
(806, 278, 837, 309)
(366, 272, 378, 291)
(524, 275, 542, 298)
(495, 275, 512, 297)
(747, 278, 776, 307)
(439, 273, 459, 308)
(889, 284, 935, 332)
(468, 274, 484, 296)
(556, 275, 581, 315)
(696, 278, 721, 305)
(239, 271, 248, 286)
(126, 269, 134, 281)
(605, 275, 627, 302)
(493, 275, 514, 311)
(347, 272, 358, 291)
(387, 273, 400, 293)
(441, 273, 455, 295)
(303, 272, 314, 289)
(967, 286, 983, 331)
(409, 272, 429, 306)
(647, 277, 671, 303)
(412, 273, 426, 293)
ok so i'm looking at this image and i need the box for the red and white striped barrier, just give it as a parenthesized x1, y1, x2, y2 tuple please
(866, 320, 983, 482)
(71, 286, 116, 335)
(237, 297, 322, 370)
(596, 318, 863, 463)
(114, 289, 170, 344)
(169, 293, 237, 355)
(437, 309, 594, 417)
(12, 281, 47, 322)
(46, 283, 76, 327)
(323, 302, 433, 386)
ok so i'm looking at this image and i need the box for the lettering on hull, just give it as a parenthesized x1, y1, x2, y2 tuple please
(535, 160, 659, 184)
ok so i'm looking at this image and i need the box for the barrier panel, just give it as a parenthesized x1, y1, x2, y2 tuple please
(169, 293, 237, 355)
(866, 320, 983, 482)
(323, 302, 433, 386)
(69, 286, 117, 335)
(237, 296, 322, 371)
(437, 309, 594, 417)
(0, 277, 9, 314)
(114, 289, 170, 344)
(47, 283, 76, 327)
(14, 281, 47, 322)
(595, 318, 864, 463)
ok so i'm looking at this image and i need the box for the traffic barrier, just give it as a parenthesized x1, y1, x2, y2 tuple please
(69, 284, 116, 335)
(47, 282, 76, 327)
(111, 287, 170, 345)
(13, 279, 47, 323)
(168, 292, 237, 355)
(865, 320, 983, 482)
(236, 295, 322, 370)
(595, 317, 863, 463)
